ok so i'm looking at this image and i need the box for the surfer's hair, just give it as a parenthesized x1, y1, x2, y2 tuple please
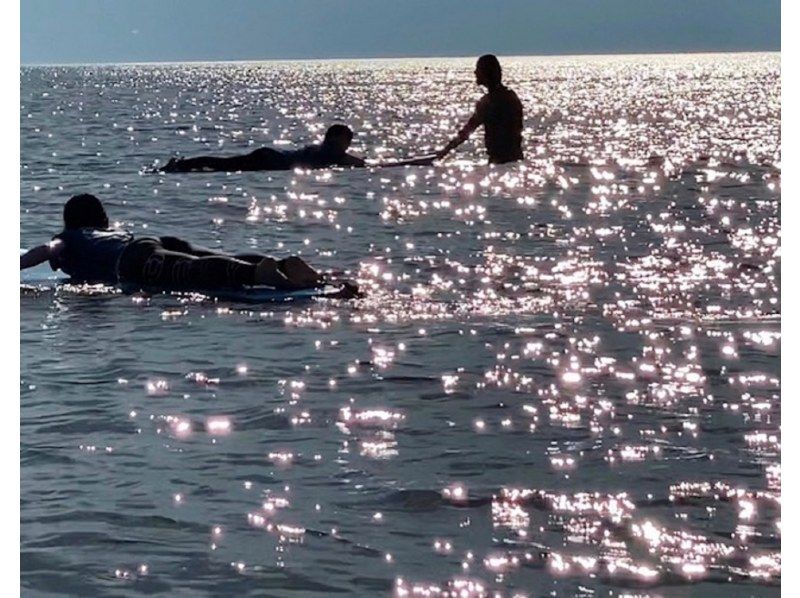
(324, 124, 354, 145)
(63, 194, 109, 230)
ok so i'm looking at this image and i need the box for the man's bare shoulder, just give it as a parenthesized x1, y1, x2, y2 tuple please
(499, 86, 524, 114)
(476, 93, 491, 109)
(503, 86, 522, 102)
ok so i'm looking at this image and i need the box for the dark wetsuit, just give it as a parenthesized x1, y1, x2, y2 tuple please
(163, 144, 366, 173)
(50, 228, 134, 284)
(49, 228, 273, 291)
(473, 85, 524, 164)
(117, 238, 258, 290)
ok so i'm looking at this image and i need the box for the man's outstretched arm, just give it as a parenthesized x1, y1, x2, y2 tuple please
(20, 240, 62, 270)
(435, 102, 485, 160)
(369, 155, 437, 168)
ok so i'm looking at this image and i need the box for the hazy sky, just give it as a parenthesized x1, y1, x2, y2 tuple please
(21, 0, 780, 64)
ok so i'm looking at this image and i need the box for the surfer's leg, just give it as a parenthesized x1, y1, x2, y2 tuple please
(188, 255, 267, 288)
(120, 240, 255, 289)
(159, 236, 219, 257)
(252, 257, 294, 288)
(228, 252, 318, 288)
(277, 256, 323, 287)
(163, 147, 290, 172)
(232, 253, 269, 265)
(158, 237, 299, 285)
(164, 155, 241, 172)
(178, 254, 300, 289)
(244, 147, 293, 171)
(222, 253, 321, 288)
(141, 251, 253, 289)
(159, 238, 274, 265)
(157, 253, 295, 289)
(118, 240, 340, 293)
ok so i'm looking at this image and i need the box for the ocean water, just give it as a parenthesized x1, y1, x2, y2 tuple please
(20, 54, 780, 596)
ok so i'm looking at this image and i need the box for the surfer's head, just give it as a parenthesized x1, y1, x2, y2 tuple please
(475, 54, 502, 88)
(323, 124, 354, 153)
(63, 194, 109, 230)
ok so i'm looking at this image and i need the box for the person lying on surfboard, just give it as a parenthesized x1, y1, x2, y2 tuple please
(20, 194, 359, 298)
(159, 124, 435, 173)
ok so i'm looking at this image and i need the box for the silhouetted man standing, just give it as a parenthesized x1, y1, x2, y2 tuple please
(435, 54, 524, 164)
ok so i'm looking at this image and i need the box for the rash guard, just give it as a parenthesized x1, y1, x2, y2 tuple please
(50, 228, 134, 283)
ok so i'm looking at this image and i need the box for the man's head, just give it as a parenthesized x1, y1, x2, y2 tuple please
(63, 194, 109, 229)
(475, 54, 502, 88)
(323, 124, 354, 153)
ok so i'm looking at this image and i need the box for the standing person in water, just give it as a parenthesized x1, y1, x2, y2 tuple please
(160, 124, 366, 173)
(435, 55, 524, 164)
(20, 194, 358, 296)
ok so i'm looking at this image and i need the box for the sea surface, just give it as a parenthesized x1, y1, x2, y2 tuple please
(21, 54, 780, 596)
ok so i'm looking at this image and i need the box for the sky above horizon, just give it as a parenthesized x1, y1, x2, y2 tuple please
(21, 0, 780, 64)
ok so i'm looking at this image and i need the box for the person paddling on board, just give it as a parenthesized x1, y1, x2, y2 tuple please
(159, 124, 435, 173)
(434, 55, 524, 164)
(161, 124, 365, 173)
(20, 194, 359, 297)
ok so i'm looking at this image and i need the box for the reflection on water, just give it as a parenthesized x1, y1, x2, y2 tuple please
(21, 54, 779, 595)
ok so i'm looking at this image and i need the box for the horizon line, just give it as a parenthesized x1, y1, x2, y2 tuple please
(20, 48, 780, 68)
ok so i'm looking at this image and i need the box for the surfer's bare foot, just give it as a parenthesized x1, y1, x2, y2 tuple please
(331, 281, 362, 299)
(161, 158, 176, 172)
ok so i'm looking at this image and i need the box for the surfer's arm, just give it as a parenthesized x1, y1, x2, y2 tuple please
(435, 99, 486, 159)
(20, 240, 63, 270)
